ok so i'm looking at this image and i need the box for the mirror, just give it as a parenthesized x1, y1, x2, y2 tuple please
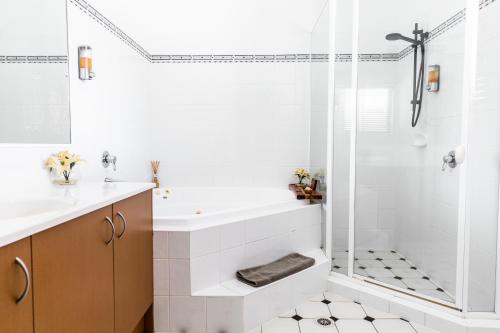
(0, 0, 70, 144)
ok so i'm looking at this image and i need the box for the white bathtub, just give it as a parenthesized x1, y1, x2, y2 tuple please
(153, 187, 309, 230)
(152, 187, 326, 332)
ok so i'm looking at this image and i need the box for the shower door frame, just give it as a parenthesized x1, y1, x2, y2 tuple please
(331, 0, 500, 315)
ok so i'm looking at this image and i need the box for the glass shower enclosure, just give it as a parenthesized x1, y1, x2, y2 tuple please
(330, 0, 500, 314)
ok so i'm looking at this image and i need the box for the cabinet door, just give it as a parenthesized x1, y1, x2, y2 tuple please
(0, 238, 33, 333)
(113, 190, 153, 333)
(32, 206, 115, 333)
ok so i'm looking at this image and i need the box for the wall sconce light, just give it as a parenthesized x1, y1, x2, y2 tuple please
(426, 65, 440, 92)
(78, 46, 95, 80)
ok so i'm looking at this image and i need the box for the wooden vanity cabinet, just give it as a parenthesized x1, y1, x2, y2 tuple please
(113, 190, 153, 333)
(29, 190, 153, 333)
(32, 206, 115, 333)
(0, 238, 33, 333)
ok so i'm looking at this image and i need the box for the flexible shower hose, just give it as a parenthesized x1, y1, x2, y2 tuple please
(411, 43, 425, 127)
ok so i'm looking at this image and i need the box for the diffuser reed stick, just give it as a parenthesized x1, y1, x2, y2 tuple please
(151, 160, 160, 188)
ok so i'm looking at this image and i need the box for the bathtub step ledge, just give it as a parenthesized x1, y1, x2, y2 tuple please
(193, 249, 329, 297)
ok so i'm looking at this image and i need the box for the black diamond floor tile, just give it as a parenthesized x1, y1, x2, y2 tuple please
(292, 314, 303, 321)
(331, 249, 454, 304)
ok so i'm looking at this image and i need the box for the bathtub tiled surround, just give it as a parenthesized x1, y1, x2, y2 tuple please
(153, 204, 330, 332)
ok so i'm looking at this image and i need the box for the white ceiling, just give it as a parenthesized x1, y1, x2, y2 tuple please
(91, 0, 329, 54)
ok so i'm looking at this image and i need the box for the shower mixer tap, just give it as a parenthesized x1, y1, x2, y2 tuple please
(442, 151, 457, 171)
(441, 146, 465, 171)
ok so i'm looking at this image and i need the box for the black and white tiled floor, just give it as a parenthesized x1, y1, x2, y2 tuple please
(331, 250, 454, 303)
(248, 291, 441, 333)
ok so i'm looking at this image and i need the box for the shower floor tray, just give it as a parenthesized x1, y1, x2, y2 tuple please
(331, 249, 455, 304)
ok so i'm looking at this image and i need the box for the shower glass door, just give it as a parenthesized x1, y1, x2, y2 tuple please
(351, 0, 468, 307)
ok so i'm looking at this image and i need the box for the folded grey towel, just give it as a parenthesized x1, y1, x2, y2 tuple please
(236, 253, 315, 287)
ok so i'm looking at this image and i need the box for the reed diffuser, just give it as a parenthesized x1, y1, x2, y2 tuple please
(151, 160, 160, 188)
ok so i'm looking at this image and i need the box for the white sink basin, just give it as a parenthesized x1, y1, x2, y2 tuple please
(0, 198, 75, 220)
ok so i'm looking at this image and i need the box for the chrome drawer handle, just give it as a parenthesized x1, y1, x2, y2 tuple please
(104, 217, 115, 245)
(14, 257, 30, 304)
(116, 212, 127, 239)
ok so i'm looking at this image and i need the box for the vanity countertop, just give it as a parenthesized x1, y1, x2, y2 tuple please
(0, 182, 155, 247)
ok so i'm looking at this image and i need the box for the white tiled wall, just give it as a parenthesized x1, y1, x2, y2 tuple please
(0, 3, 152, 190)
(331, 60, 400, 252)
(1, 0, 321, 191)
(391, 23, 466, 297)
(149, 61, 312, 187)
(331, 63, 352, 252)
(466, 0, 500, 312)
(90, 0, 324, 55)
(0, 0, 67, 54)
(310, 2, 329, 180)
(0, 63, 70, 143)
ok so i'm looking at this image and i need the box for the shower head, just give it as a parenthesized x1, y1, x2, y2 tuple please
(385, 33, 421, 45)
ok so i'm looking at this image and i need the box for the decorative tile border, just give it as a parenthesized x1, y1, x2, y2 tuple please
(150, 53, 404, 64)
(3, 0, 494, 65)
(0, 55, 68, 64)
(398, 0, 495, 60)
(151, 54, 317, 63)
(480, 0, 497, 9)
(335, 54, 400, 63)
(397, 9, 466, 61)
(360, 53, 400, 62)
(63, 0, 497, 64)
(68, 0, 151, 60)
